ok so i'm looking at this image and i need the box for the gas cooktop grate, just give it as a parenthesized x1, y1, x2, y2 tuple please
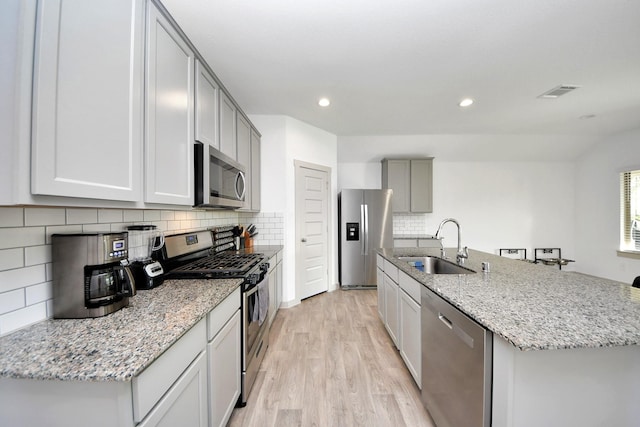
(171, 252, 263, 276)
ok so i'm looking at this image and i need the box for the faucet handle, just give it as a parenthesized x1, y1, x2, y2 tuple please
(457, 246, 469, 265)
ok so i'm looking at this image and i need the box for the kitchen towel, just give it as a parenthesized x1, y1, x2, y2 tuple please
(258, 277, 269, 326)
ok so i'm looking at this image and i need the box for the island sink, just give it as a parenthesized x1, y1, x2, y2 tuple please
(398, 256, 476, 275)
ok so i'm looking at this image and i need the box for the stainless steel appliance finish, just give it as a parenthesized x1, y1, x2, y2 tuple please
(52, 233, 135, 318)
(159, 230, 269, 406)
(338, 189, 393, 288)
(241, 272, 269, 406)
(194, 142, 246, 208)
(421, 285, 492, 427)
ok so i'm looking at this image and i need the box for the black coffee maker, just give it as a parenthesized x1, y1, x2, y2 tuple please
(127, 225, 165, 289)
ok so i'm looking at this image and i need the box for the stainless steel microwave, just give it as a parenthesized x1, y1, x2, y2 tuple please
(194, 142, 246, 208)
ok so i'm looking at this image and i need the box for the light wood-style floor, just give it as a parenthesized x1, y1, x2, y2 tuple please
(228, 289, 436, 427)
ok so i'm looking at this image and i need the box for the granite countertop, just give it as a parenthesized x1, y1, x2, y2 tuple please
(378, 247, 640, 351)
(238, 245, 283, 259)
(0, 278, 241, 382)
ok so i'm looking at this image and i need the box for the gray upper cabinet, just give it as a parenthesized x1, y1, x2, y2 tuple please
(31, 0, 144, 201)
(250, 129, 261, 211)
(236, 114, 252, 210)
(195, 60, 219, 150)
(219, 91, 237, 160)
(145, 1, 195, 205)
(382, 158, 433, 213)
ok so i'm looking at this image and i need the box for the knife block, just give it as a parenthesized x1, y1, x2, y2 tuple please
(244, 231, 253, 249)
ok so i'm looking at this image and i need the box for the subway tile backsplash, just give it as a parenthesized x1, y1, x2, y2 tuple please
(0, 207, 284, 337)
(393, 213, 429, 235)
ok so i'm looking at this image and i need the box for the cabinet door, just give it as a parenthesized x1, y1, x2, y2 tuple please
(139, 351, 208, 427)
(400, 289, 421, 387)
(195, 60, 218, 150)
(208, 310, 241, 427)
(382, 160, 410, 213)
(268, 263, 277, 325)
(276, 260, 283, 311)
(145, 3, 194, 205)
(250, 129, 261, 211)
(410, 159, 433, 213)
(236, 115, 251, 210)
(31, 0, 143, 201)
(377, 267, 385, 321)
(219, 92, 237, 159)
(383, 274, 399, 348)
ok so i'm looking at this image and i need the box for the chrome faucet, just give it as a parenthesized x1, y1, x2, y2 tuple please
(435, 218, 469, 265)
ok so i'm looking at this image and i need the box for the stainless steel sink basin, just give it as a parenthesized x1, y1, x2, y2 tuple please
(398, 256, 475, 275)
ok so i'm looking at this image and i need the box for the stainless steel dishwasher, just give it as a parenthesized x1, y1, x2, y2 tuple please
(421, 286, 492, 427)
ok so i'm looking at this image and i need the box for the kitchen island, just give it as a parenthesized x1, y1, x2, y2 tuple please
(378, 247, 640, 427)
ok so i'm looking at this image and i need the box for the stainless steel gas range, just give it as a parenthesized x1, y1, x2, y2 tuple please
(156, 230, 270, 407)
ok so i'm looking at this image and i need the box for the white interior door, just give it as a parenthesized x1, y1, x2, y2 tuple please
(295, 161, 330, 300)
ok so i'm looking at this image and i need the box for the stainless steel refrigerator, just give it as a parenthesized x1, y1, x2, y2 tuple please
(338, 189, 393, 288)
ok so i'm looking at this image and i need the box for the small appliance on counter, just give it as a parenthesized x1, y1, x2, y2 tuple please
(52, 232, 136, 318)
(127, 225, 165, 289)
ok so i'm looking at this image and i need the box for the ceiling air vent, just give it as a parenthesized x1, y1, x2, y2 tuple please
(537, 84, 581, 99)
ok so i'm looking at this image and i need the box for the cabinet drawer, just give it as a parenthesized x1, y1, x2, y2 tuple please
(383, 259, 399, 283)
(399, 270, 421, 304)
(133, 318, 206, 422)
(376, 254, 384, 269)
(268, 255, 277, 273)
(276, 250, 283, 264)
(207, 288, 241, 341)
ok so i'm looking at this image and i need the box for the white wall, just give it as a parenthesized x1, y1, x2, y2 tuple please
(575, 128, 640, 282)
(339, 157, 576, 260)
(249, 115, 339, 303)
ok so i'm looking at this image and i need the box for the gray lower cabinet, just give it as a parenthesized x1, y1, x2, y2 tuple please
(30, 0, 144, 201)
(268, 250, 283, 326)
(398, 271, 422, 387)
(376, 257, 385, 320)
(207, 289, 241, 427)
(377, 256, 422, 388)
(383, 273, 400, 348)
(145, 1, 194, 205)
(382, 158, 434, 213)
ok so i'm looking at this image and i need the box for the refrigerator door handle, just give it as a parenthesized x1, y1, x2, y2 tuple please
(363, 204, 369, 255)
(360, 204, 366, 255)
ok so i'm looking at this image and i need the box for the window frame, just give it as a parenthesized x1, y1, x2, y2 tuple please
(619, 169, 640, 257)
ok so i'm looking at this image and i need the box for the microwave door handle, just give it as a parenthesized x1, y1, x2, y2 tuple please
(235, 171, 246, 200)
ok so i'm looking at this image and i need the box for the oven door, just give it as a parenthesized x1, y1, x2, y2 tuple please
(244, 275, 269, 360)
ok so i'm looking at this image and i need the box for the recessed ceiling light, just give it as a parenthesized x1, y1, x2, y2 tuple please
(318, 98, 330, 107)
(459, 98, 474, 107)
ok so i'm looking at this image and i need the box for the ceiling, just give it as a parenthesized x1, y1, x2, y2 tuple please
(162, 0, 640, 138)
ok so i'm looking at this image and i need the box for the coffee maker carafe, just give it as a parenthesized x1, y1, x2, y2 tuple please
(127, 225, 165, 289)
(52, 232, 135, 319)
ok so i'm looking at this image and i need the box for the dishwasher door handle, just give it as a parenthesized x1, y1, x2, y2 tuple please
(438, 313, 453, 329)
